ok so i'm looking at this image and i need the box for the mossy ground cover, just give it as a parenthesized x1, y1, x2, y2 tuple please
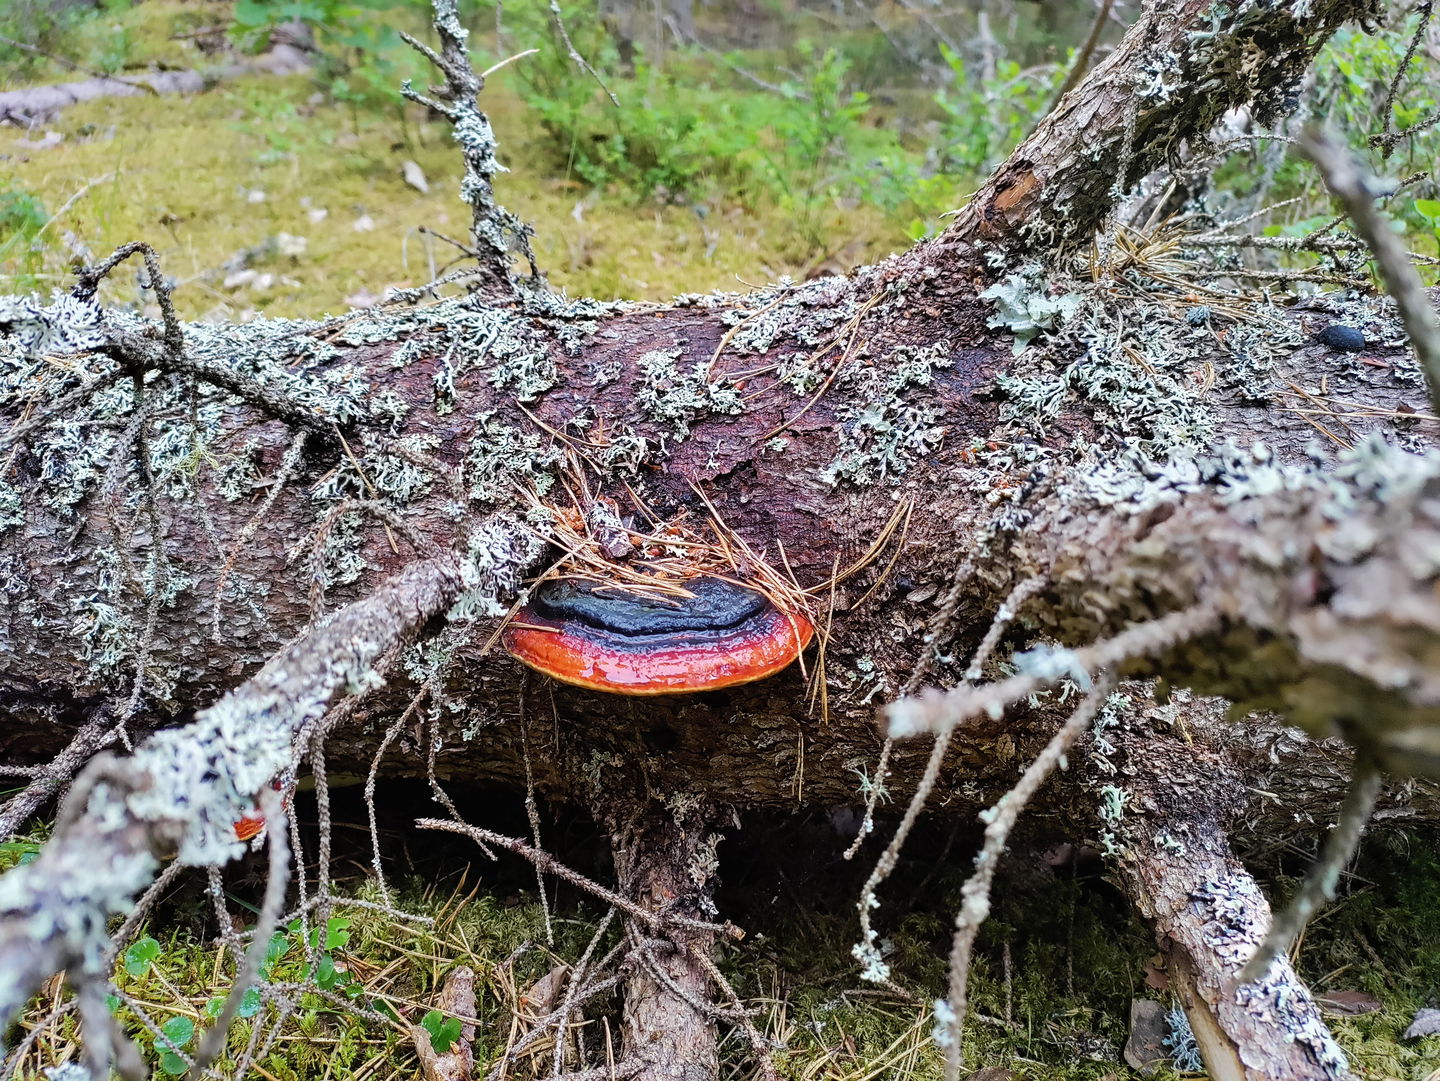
(5, 781, 1438, 1080)
(0, 71, 909, 315)
(0, 0, 928, 316)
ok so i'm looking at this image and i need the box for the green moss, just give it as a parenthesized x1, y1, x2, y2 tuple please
(0, 72, 913, 314)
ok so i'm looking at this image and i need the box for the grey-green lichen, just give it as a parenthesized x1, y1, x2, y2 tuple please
(721, 276, 857, 357)
(980, 269, 1083, 354)
(819, 340, 954, 486)
(449, 514, 547, 620)
(365, 433, 438, 504)
(467, 411, 565, 503)
(980, 267, 1312, 459)
(636, 347, 745, 443)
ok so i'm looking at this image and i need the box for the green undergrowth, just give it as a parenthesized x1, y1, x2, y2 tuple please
(1, 67, 910, 313)
(0, 0, 1081, 308)
(1286, 831, 1440, 1081)
(4, 0, 1438, 310)
(9, 786, 1439, 1081)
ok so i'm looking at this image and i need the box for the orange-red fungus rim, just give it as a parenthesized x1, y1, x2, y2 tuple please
(502, 576, 814, 695)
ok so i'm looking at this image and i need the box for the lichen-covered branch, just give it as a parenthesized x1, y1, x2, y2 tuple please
(1108, 730, 1351, 1081)
(937, 0, 1380, 259)
(890, 439, 1440, 776)
(0, 554, 462, 1040)
(401, 0, 543, 295)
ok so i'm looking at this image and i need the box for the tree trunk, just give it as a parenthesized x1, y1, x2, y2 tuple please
(1, 0, 1436, 1076)
(607, 797, 724, 1081)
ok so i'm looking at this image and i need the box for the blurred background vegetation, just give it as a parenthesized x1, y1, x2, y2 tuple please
(1, 0, 1437, 318)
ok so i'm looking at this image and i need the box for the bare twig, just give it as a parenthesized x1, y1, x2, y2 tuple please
(0, 35, 154, 92)
(417, 818, 742, 940)
(548, 0, 618, 106)
(886, 603, 1221, 740)
(940, 673, 1117, 1080)
(1299, 127, 1440, 416)
(1371, 1, 1434, 157)
(0, 712, 117, 837)
(1238, 757, 1382, 983)
(188, 789, 291, 1078)
(856, 575, 1050, 971)
(1047, 0, 1116, 115)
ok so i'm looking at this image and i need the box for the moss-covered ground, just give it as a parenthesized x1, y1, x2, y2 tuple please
(0, 0, 940, 317)
(4, 780, 1439, 1080)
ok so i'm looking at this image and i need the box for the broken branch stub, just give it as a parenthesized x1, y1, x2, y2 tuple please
(400, 0, 543, 296)
(938, 0, 1380, 260)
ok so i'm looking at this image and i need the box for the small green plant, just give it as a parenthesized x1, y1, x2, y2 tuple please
(124, 935, 163, 977)
(153, 1015, 196, 1076)
(0, 0, 99, 79)
(229, 0, 428, 140)
(754, 46, 874, 248)
(0, 837, 41, 869)
(932, 46, 1059, 182)
(0, 183, 50, 293)
(1414, 197, 1440, 256)
(420, 1008, 463, 1052)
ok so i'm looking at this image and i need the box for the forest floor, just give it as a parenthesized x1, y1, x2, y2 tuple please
(5, 778, 1440, 1081)
(3, 2, 1440, 1078)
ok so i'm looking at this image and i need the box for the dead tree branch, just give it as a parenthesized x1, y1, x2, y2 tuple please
(400, 0, 542, 295)
(1300, 126, 1440, 415)
(1110, 728, 1351, 1081)
(0, 554, 463, 1049)
(938, 0, 1379, 260)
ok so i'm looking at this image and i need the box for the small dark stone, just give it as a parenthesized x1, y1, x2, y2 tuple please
(1317, 324, 1367, 352)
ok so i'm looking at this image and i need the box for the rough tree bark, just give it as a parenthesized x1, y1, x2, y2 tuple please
(2, 1, 1438, 1079)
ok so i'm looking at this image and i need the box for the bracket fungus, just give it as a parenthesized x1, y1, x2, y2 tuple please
(502, 575, 814, 695)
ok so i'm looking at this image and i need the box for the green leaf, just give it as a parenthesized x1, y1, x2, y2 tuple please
(160, 1016, 195, 1048)
(420, 1010, 463, 1054)
(230, 0, 272, 30)
(206, 997, 225, 1018)
(314, 953, 339, 990)
(263, 931, 290, 971)
(124, 937, 161, 977)
(370, 998, 400, 1023)
(238, 988, 263, 1019)
(1415, 198, 1440, 221)
(105, 994, 121, 1013)
(323, 917, 351, 951)
(159, 1052, 189, 1076)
